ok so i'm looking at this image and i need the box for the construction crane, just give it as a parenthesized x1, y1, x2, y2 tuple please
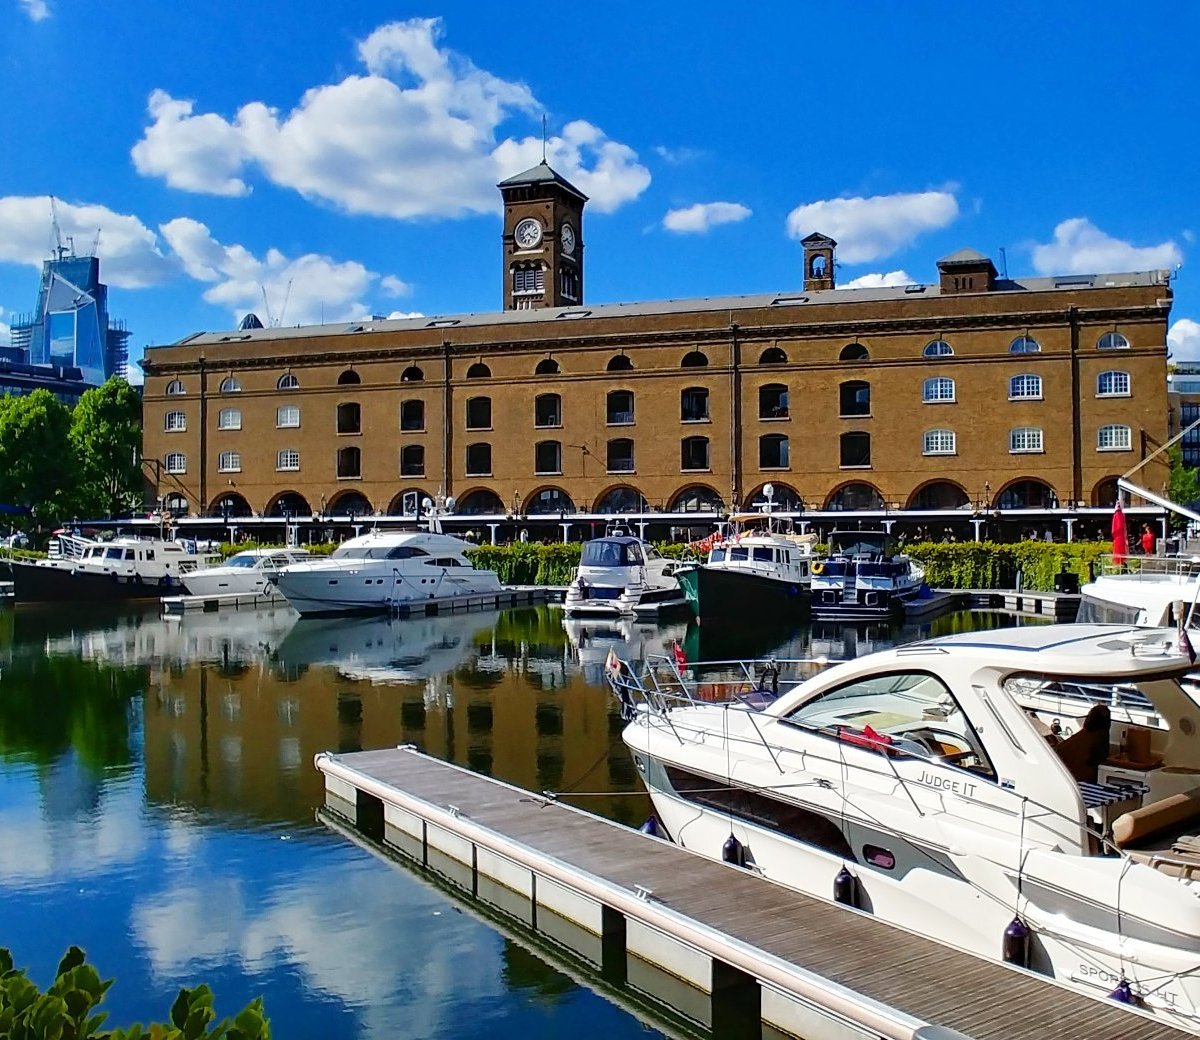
(260, 279, 294, 327)
(49, 196, 67, 260)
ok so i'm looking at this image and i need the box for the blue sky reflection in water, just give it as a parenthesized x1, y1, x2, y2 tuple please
(0, 603, 1027, 1037)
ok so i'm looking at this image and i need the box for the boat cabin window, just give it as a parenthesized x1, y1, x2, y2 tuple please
(330, 544, 430, 561)
(427, 557, 463, 567)
(581, 540, 644, 567)
(728, 547, 749, 561)
(226, 554, 258, 569)
(710, 547, 726, 562)
(753, 547, 774, 562)
(782, 670, 995, 779)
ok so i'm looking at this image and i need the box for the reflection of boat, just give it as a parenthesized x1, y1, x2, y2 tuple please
(274, 530, 502, 616)
(275, 610, 501, 684)
(676, 518, 815, 623)
(809, 530, 924, 621)
(613, 624, 1200, 1029)
(563, 533, 688, 618)
(563, 616, 690, 683)
(182, 547, 312, 596)
(6, 536, 220, 603)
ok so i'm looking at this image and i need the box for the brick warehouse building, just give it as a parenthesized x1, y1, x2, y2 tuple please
(139, 162, 1173, 542)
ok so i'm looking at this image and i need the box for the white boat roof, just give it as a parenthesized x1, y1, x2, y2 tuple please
(228, 547, 311, 558)
(337, 529, 470, 550)
(902, 623, 1194, 679)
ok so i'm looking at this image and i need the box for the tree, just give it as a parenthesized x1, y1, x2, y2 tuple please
(1167, 446, 1200, 530)
(70, 377, 144, 518)
(0, 389, 76, 525)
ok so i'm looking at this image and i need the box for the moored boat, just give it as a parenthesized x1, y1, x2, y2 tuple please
(563, 531, 688, 618)
(182, 546, 312, 597)
(809, 529, 924, 620)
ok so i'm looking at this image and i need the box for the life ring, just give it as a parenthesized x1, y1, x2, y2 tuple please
(811, 561, 826, 575)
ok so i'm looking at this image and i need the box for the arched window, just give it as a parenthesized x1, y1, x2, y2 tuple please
(164, 452, 187, 474)
(210, 492, 252, 519)
(1010, 335, 1041, 354)
(337, 402, 361, 434)
(681, 387, 709, 422)
(1009, 374, 1042, 400)
(922, 376, 955, 403)
(669, 486, 724, 512)
(337, 446, 361, 478)
(217, 451, 241, 472)
(535, 393, 561, 427)
(466, 362, 491, 379)
(466, 396, 492, 430)
(997, 480, 1056, 510)
(923, 340, 953, 357)
(839, 380, 870, 417)
(759, 434, 789, 468)
(465, 443, 492, 476)
(534, 440, 562, 475)
(840, 432, 871, 467)
(810, 255, 828, 279)
(217, 407, 241, 430)
(400, 399, 424, 431)
(401, 444, 425, 476)
(535, 358, 560, 375)
(401, 365, 424, 382)
(457, 489, 504, 515)
(328, 490, 371, 516)
(162, 492, 189, 514)
(1097, 370, 1131, 397)
(219, 376, 241, 393)
(277, 373, 299, 390)
(1098, 331, 1130, 350)
(681, 436, 710, 471)
(527, 487, 575, 514)
(268, 492, 310, 517)
(164, 411, 186, 432)
(606, 390, 634, 424)
(826, 482, 883, 511)
(606, 439, 635, 473)
(923, 429, 956, 455)
(595, 486, 647, 513)
(1093, 477, 1120, 507)
(607, 354, 634, 371)
(166, 379, 185, 395)
(748, 482, 803, 512)
(759, 347, 787, 364)
(908, 481, 968, 510)
(276, 449, 300, 471)
(681, 350, 708, 368)
(1098, 424, 1132, 451)
(759, 384, 788, 418)
(337, 369, 360, 386)
(840, 343, 869, 362)
(1009, 427, 1044, 453)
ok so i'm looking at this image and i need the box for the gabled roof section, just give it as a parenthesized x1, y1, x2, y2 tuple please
(938, 248, 992, 267)
(497, 161, 588, 202)
(800, 232, 837, 247)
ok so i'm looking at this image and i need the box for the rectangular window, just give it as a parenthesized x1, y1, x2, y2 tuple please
(218, 451, 242, 472)
(277, 405, 300, 428)
(535, 441, 562, 475)
(1098, 425, 1132, 451)
(165, 411, 187, 432)
(276, 449, 300, 471)
(1009, 427, 1044, 453)
(218, 407, 242, 430)
(466, 443, 492, 476)
(164, 453, 187, 474)
(1009, 374, 1042, 400)
(1097, 371, 1131, 397)
(923, 430, 956, 455)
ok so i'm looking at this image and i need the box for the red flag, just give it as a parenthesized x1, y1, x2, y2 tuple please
(672, 640, 688, 670)
(1111, 500, 1128, 565)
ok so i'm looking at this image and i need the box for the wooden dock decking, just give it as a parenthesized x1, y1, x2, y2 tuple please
(316, 746, 1190, 1040)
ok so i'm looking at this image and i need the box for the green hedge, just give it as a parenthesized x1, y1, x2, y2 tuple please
(464, 542, 697, 586)
(905, 540, 1113, 591)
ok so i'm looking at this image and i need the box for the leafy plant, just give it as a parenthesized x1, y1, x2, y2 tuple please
(0, 947, 270, 1039)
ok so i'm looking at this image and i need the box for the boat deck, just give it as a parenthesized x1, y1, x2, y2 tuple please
(317, 746, 1189, 1040)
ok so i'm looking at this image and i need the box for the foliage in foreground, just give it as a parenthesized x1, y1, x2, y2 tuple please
(0, 947, 270, 1040)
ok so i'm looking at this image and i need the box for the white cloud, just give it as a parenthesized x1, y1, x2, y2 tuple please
(159, 217, 400, 326)
(662, 202, 751, 234)
(132, 18, 649, 219)
(1169, 318, 1200, 362)
(1031, 218, 1182, 275)
(383, 310, 424, 320)
(0, 195, 177, 288)
(380, 275, 411, 297)
(838, 270, 915, 290)
(19, 0, 49, 21)
(785, 191, 959, 264)
(654, 145, 705, 165)
(0, 305, 9, 345)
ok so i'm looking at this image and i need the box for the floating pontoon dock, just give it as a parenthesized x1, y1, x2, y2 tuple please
(162, 584, 557, 616)
(316, 746, 1187, 1040)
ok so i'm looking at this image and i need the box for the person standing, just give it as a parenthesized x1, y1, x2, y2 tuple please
(1141, 523, 1157, 556)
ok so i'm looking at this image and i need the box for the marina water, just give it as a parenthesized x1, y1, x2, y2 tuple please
(0, 603, 1033, 1038)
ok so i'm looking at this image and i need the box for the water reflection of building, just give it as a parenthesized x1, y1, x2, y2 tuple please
(142, 607, 648, 828)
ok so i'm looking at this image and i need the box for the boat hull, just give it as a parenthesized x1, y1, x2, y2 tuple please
(6, 559, 184, 602)
(809, 581, 920, 621)
(678, 565, 810, 622)
(274, 569, 504, 616)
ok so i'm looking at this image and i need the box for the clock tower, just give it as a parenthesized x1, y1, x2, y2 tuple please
(498, 161, 587, 310)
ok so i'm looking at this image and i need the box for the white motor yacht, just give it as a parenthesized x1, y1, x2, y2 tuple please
(563, 532, 688, 618)
(272, 529, 501, 616)
(181, 547, 312, 597)
(611, 624, 1200, 1030)
(1078, 555, 1200, 628)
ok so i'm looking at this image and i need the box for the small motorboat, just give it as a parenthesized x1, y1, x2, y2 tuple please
(181, 546, 312, 597)
(563, 530, 688, 619)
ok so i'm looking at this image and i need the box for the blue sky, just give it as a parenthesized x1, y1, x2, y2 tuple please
(0, 1, 1197, 379)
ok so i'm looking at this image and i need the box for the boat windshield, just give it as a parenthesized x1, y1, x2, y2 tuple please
(224, 553, 259, 569)
(831, 533, 888, 557)
(331, 544, 429, 561)
(582, 541, 640, 567)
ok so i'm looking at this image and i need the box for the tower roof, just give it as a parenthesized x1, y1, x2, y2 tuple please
(800, 232, 837, 247)
(497, 161, 588, 202)
(937, 247, 993, 267)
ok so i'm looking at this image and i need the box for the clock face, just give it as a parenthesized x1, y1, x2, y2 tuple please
(514, 218, 543, 250)
(560, 222, 576, 256)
